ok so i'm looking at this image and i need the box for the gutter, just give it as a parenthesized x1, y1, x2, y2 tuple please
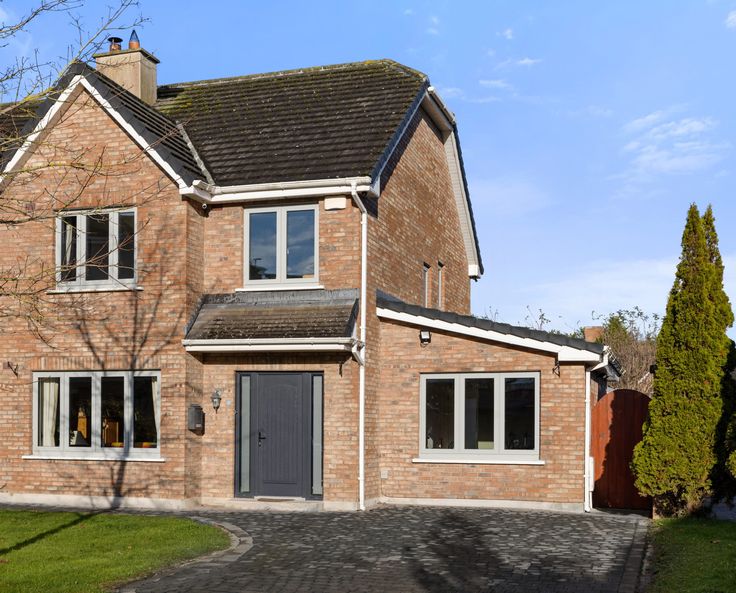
(350, 181, 368, 512)
(584, 368, 592, 512)
(182, 337, 357, 354)
(180, 176, 374, 205)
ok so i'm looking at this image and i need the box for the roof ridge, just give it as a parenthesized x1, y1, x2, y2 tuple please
(157, 59, 426, 90)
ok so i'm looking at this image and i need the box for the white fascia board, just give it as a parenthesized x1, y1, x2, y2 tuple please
(0, 75, 83, 185)
(377, 307, 603, 362)
(180, 176, 373, 204)
(182, 337, 355, 353)
(77, 78, 187, 189)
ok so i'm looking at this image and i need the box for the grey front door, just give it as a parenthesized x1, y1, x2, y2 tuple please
(238, 373, 314, 498)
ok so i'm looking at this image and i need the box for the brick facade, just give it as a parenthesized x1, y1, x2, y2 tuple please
(0, 72, 592, 512)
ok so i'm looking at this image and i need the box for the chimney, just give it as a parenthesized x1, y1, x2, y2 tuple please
(583, 326, 604, 343)
(93, 30, 159, 105)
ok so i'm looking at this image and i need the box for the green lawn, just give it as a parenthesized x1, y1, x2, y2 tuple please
(0, 509, 230, 593)
(649, 517, 736, 593)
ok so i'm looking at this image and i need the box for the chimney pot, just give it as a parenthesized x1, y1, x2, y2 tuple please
(108, 36, 123, 52)
(128, 30, 140, 50)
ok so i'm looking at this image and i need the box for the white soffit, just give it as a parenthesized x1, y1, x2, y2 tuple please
(376, 307, 602, 363)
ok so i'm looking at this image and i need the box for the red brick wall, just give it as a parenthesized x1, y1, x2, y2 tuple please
(375, 318, 586, 505)
(0, 87, 196, 501)
(194, 354, 359, 504)
(202, 198, 362, 294)
(368, 108, 471, 315)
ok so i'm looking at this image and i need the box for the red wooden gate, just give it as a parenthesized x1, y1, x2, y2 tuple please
(591, 389, 651, 510)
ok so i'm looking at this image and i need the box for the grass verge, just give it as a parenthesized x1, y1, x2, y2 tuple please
(649, 517, 736, 593)
(0, 509, 231, 593)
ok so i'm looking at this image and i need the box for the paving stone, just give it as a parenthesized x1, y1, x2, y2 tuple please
(111, 505, 649, 593)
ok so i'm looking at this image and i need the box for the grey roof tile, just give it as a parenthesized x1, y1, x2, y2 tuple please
(376, 290, 604, 355)
(186, 289, 359, 341)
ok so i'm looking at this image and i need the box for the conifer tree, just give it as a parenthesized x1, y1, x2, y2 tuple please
(703, 206, 736, 482)
(632, 204, 726, 514)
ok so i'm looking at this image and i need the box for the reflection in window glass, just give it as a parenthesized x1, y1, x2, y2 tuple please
(425, 379, 454, 449)
(101, 377, 125, 448)
(118, 212, 135, 280)
(465, 378, 494, 449)
(249, 212, 277, 280)
(60, 216, 77, 282)
(38, 378, 60, 447)
(286, 210, 315, 279)
(133, 376, 158, 448)
(85, 214, 109, 281)
(505, 378, 535, 450)
(69, 377, 92, 447)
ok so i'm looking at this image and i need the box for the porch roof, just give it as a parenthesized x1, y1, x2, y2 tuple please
(184, 289, 359, 348)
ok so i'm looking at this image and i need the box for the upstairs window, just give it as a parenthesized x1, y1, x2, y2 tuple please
(244, 205, 318, 287)
(56, 208, 136, 288)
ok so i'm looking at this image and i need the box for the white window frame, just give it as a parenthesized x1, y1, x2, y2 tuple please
(243, 204, 319, 288)
(419, 372, 540, 462)
(31, 370, 160, 460)
(55, 207, 137, 290)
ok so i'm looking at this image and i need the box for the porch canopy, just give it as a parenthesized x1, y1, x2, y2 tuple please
(183, 289, 359, 353)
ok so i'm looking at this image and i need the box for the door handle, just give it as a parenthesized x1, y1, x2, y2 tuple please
(258, 430, 267, 446)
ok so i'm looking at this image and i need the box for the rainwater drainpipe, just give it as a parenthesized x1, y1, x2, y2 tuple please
(350, 181, 368, 511)
(584, 368, 592, 512)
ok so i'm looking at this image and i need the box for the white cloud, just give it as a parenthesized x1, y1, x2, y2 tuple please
(479, 78, 514, 91)
(516, 57, 541, 66)
(403, 8, 414, 16)
(486, 49, 496, 58)
(430, 15, 440, 25)
(617, 108, 728, 180)
(726, 10, 736, 28)
(426, 27, 440, 35)
(500, 28, 514, 40)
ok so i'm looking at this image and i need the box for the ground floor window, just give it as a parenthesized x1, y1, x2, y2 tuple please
(33, 371, 160, 459)
(420, 372, 539, 461)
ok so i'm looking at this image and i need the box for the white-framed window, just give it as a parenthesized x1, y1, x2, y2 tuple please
(243, 205, 319, 287)
(419, 372, 540, 461)
(32, 370, 160, 460)
(55, 208, 137, 288)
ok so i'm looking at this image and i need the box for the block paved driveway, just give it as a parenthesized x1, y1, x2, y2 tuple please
(120, 506, 648, 593)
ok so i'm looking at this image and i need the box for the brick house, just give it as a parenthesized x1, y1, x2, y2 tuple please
(0, 35, 618, 512)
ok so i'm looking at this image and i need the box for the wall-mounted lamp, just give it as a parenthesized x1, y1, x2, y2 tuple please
(419, 329, 432, 345)
(211, 389, 222, 413)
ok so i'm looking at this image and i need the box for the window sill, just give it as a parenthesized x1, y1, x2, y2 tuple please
(47, 285, 143, 294)
(235, 284, 324, 292)
(23, 454, 164, 462)
(412, 457, 545, 465)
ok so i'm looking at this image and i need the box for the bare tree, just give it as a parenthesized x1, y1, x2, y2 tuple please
(0, 1, 175, 340)
(596, 307, 660, 394)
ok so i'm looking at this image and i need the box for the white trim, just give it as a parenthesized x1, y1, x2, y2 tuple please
(1, 75, 187, 189)
(0, 492, 194, 511)
(235, 284, 324, 292)
(76, 77, 187, 189)
(378, 495, 584, 513)
(584, 369, 592, 512)
(377, 307, 603, 363)
(22, 455, 165, 462)
(182, 337, 356, 353)
(181, 177, 373, 204)
(48, 285, 143, 294)
(0, 76, 83, 186)
(412, 458, 545, 465)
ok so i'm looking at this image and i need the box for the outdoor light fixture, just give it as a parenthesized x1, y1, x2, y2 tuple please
(211, 389, 222, 413)
(419, 329, 432, 345)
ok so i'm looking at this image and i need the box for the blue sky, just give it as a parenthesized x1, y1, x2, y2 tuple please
(3, 0, 735, 334)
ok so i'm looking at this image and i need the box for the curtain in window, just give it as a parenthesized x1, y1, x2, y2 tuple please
(40, 379, 59, 447)
(152, 376, 160, 442)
